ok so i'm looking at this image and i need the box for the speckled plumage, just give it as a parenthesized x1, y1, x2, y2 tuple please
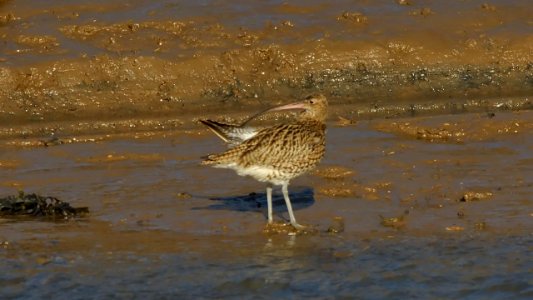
(201, 94, 328, 229)
(203, 121, 325, 185)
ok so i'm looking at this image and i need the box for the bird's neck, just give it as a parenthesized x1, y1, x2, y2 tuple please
(297, 119, 326, 129)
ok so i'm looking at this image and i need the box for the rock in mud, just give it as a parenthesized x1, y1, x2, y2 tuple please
(380, 214, 407, 229)
(459, 191, 493, 202)
(337, 12, 368, 24)
(313, 165, 355, 180)
(445, 225, 465, 231)
(327, 216, 345, 233)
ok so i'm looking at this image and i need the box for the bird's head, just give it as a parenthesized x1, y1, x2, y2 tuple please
(268, 94, 328, 122)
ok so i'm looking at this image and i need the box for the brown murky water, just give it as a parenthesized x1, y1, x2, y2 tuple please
(1, 0, 532, 298)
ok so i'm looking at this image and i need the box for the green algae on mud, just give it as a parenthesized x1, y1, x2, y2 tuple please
(0, 190, 88, 218)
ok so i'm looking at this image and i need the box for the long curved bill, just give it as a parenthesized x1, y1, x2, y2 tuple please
(266, 101, 307, 112)
(242, 101, 306, 125)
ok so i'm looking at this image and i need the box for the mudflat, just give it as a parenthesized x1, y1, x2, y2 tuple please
(0, 1, 532, 298)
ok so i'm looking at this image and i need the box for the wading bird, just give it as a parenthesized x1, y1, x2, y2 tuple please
(201, 95, 328, 229)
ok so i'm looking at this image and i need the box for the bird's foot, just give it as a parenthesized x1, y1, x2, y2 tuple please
(263, 221, 317, 234)
(264, 221, 300, 234)
(290, 222, 306, 230)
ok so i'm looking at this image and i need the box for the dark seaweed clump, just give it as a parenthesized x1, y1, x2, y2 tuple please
(0, 191, 88, 218)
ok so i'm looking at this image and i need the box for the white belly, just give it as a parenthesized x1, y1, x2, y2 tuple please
(214, 163, 291, 186)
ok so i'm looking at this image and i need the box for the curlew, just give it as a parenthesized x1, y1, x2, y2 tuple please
(201, 94, 328, 229)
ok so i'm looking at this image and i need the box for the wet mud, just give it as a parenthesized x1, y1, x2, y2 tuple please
(0, 0, 532, 139)
(0, 0, 532, 298)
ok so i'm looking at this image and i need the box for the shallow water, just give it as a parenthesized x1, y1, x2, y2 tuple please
(1, 110, 532, 298)
(1, 233, 531, 299)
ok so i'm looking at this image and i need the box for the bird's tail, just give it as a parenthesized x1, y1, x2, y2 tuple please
(200, 154, 217, 165)
(200, 119, 258, 146)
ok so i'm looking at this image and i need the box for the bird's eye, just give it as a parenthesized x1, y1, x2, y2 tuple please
(309, 99, 315, 104)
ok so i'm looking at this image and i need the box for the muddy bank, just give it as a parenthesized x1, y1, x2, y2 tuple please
(0, 0, 532, 140)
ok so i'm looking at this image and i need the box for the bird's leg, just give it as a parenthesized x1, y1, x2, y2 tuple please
(281, 183, 305, 229)
(266, 184, 273, 224)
